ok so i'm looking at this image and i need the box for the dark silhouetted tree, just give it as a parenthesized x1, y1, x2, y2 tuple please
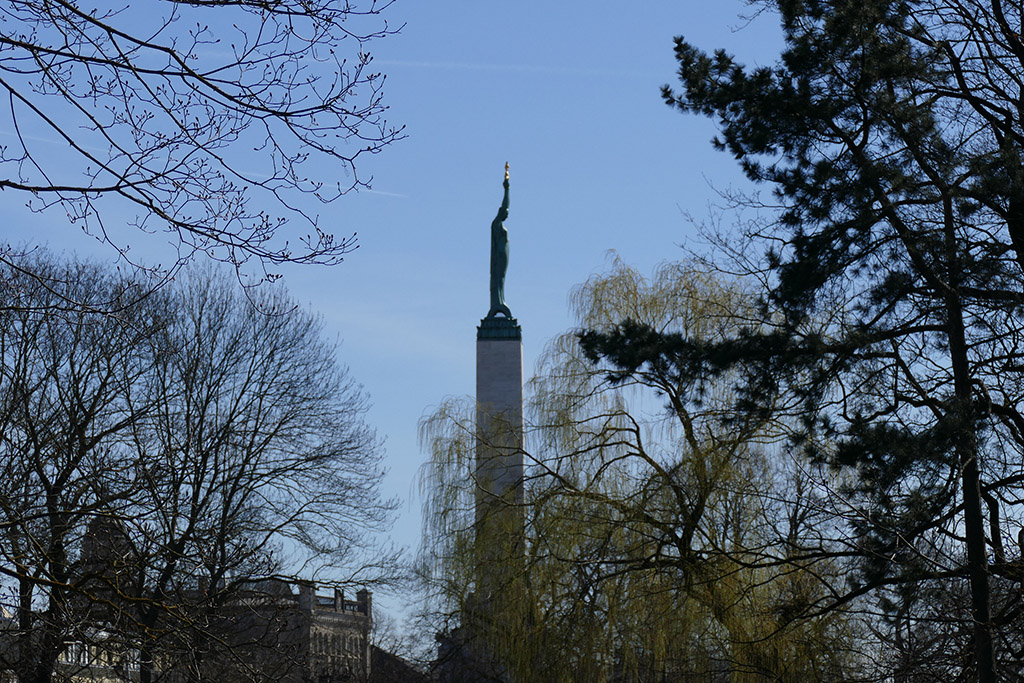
(0, 255, 397, 683)
(581, 2, 1024, 680)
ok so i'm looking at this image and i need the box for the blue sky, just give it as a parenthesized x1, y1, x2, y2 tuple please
(0, 1, 786, 621)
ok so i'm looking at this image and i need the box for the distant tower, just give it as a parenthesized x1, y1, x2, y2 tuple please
(475, 163, 525, 602)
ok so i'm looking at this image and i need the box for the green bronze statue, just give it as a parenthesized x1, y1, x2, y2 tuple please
(488, 163, 512, 318)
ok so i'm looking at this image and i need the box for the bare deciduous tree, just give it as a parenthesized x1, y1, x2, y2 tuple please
(0, 255, 397, 683)
(130, 268, 398, 682)
(0, 0, 403, 281)
(0, 256, 165, 683)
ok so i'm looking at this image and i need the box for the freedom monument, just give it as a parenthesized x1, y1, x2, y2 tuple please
(435, 165, 527, 683)
(475, 163, 525, 602)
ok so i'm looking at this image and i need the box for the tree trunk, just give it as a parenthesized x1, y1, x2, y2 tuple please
(944, 195, 996, 683)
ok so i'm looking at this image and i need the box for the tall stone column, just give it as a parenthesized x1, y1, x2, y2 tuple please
(475, 316, 524, 601)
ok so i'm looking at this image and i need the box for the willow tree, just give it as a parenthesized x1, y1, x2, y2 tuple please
(420, 257, 866, 683)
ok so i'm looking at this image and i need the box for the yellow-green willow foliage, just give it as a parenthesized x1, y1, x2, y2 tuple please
(419, 256, 867, 682)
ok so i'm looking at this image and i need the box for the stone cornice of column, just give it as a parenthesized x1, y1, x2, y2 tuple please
(477, 315, 522, 341)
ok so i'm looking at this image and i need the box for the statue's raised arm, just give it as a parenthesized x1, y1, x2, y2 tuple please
(488, 163, 512, 318)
